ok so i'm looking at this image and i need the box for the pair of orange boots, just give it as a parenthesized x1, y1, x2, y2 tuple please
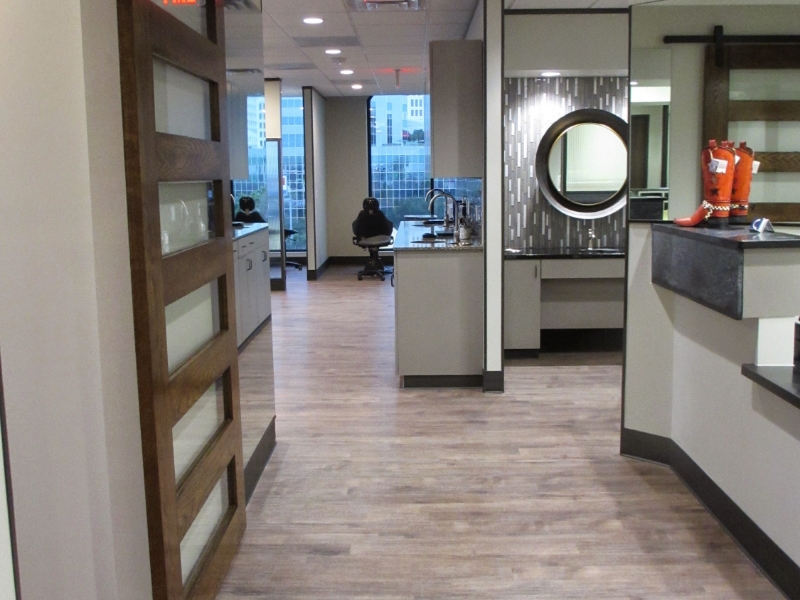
(675, 140, 755, 227)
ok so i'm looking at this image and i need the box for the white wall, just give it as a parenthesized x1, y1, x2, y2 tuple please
(0, 0, 151, 598)
(485, 0, 504, 379)
(465, 0, 484, 41)
(303, 87, 329, 271)
(325, 98, 370, 258)
(504, 13, 629, 77)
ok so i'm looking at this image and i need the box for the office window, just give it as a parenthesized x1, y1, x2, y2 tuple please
(280, 96, 307, 251)
(369, 95, 431, 226)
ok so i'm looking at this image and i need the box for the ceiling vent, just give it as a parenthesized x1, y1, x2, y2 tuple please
(293, 36, 360, 48)
(351, 0, 424, 10)
(264, 62, 317, 71)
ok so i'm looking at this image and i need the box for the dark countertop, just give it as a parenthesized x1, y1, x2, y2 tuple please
(394, 221, 482, 252)
(233, 222, 269, 241)
(742, 364, 800, 412)
(652, 222, 800, 249)
(505, 247, 625, 259)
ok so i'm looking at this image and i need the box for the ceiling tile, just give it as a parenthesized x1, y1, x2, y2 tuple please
(270, 12, 356, 37)
(428, 0, 478, 11)
(427, 23, 467, 38)
(427, 9, 473, 24)
(350, 10, 427, 25)
(508, 0, 592, 9)
(263, 0, 347, 14)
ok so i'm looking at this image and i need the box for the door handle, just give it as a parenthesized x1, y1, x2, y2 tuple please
(534, 264, 538, 278)
(262, 250, 267, 262)
(247, 259, 252, 271)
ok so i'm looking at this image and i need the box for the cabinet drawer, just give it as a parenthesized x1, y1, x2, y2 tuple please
(541, 258, 624, 279)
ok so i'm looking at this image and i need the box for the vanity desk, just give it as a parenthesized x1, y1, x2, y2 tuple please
(503, 248, 626, 351)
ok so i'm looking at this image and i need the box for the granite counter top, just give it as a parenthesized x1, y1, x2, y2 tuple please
(505, 247, 625, 259)
(233, 222, 269, 241)
(393, 221, 482, 252)
(652, 223, 800, 249)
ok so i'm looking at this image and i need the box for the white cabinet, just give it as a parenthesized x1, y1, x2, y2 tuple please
(504, 260, 541, 350)
(234, 227, 272, 347)
(430, 40, 484, 178)
(395, 250, 484, 378)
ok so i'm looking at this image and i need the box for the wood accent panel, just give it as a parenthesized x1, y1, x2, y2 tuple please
(757, 152, 800, 173)
(750, 202, 800, 223)
(117, 0, 244, 598)
(176, 424, 236, 539)
(168, 330, 234, 425)
(729, 44, 800, 69)
(155, 134, 227, 181)
(187, 505, 245, 600)
(729, 101, 800, 122)
(703, 45, 730, 144)
(145, 1, 225, 84)
(162, 238, 228, 307)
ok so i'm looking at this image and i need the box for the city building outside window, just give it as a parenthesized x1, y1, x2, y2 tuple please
(369, 94, 430, 226)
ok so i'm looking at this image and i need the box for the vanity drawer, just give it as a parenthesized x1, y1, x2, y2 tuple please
(541, 258, 624, 279)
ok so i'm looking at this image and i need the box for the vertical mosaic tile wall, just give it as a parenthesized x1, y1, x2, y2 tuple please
(504, 77, 629, 249)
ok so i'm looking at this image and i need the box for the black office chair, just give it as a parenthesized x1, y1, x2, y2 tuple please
(352, 198, 394, 282)
(283, 229, 304, 270)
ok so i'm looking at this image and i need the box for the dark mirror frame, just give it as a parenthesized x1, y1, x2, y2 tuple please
(535, 108, 629, 219)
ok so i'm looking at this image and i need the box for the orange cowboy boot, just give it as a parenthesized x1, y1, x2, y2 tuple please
(730, 142, 755, 225)
(675, 140, 736, 227)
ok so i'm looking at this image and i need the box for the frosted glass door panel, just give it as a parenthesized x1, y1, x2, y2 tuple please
(750, 174, 800, 204)
(730, 70, 800, 101)
(159, 182, 214, 255)
(153, 59, 212, 140)
(728, 122, 800, 152)
(180, 470, 229, 584)
(172, 379, 225, 482)
(151, 0, 208, 38)
(165, 282, 220, 373)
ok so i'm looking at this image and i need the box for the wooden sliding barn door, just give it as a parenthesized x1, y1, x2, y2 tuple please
(117, 1, 245, 598)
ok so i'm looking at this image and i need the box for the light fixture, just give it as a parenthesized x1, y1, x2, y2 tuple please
(630, 81, 639, 86)
(351, 84, 363, 90)
(303, 17, 323, 24)
(325, 48, 342, 55)
(541, 71, 561, 77)
(340, 69, 354, 75)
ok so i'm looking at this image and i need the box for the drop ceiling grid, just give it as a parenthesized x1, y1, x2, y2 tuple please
(262, 0, 479, 97)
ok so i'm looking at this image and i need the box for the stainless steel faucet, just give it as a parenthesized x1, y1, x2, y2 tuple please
(587, 228, 598, 250)
(427, 191, 457, 228)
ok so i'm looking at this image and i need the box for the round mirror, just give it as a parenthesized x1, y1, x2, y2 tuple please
(536, 109, 629, 219)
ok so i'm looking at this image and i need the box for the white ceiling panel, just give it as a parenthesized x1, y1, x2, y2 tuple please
(349, 10, 428, 25)
(429, 0, 479, 10)
(508, 0, 593, 8)
(427, 9, 474, 24)
(263, 0, 347, 14)
(270, 12, 356, 38)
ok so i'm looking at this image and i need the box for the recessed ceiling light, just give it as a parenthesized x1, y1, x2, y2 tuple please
(325, 49, 342, 55)
(303, 17, 323, 24)
(351, 84, 363, 90)
(630, 81, 639, 86)
(541, 71, 561, 77)
(340, 69, 354, 75)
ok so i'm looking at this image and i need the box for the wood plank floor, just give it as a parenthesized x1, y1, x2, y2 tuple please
(219, 265, 783, 599)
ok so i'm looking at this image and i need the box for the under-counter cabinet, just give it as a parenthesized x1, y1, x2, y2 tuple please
(503, 257, 625, 350)
(234, 226, 272, 347)
(394, 249, 484, 383)
(504, 260, 541, 350)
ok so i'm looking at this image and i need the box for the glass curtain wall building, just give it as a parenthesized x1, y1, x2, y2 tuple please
(232, 96, 307, 252)
(369, 95, 431, 226)
(281, 97, 306, 251)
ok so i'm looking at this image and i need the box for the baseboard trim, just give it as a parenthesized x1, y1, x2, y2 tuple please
(307, 257, 330, 281)
(328, 255, 395, 266)
(244, 416, 276, 504)
(620, 427, 671, 465)
(270, 278, 286, 292)
(237, 315, 271, 354)
(621, 429, 800, 599)
(670, 443, 800, 600)
(403, 375, 483, 388)
(482, 370, 504, 392)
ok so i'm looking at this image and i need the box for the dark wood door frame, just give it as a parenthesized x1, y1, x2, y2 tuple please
(704, 43, 800, 222)
(117, 1, 246, 598)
